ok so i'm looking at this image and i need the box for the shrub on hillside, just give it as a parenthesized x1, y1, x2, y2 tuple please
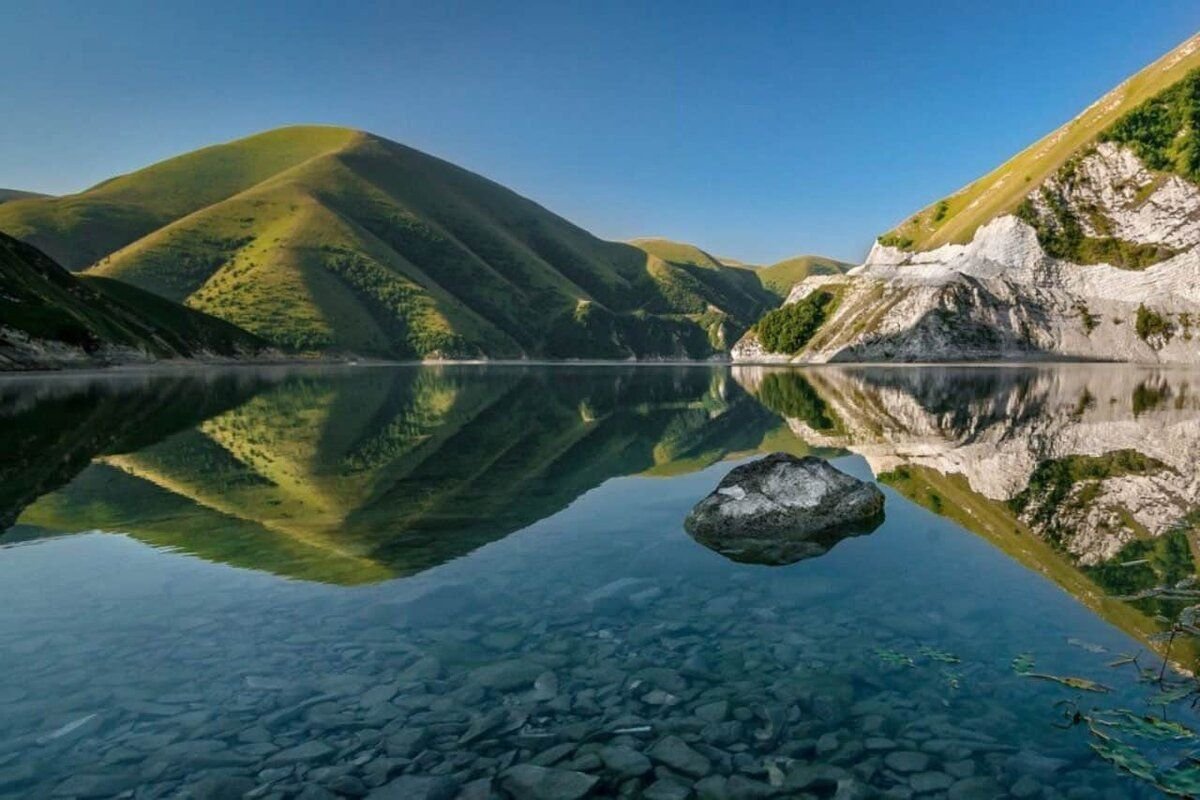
(754, 290, 835, 354)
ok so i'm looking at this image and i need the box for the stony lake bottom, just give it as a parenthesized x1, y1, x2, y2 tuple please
(2, 364, 1200, 800)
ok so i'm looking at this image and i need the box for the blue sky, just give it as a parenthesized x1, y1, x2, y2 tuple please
(3, 1, 1197, 263)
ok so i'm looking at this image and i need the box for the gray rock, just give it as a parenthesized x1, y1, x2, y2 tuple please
(387, 728, 429, 758)
(265, 741, 336, 767)
(532, 672, 559, 701)
(909, 772, 953, 793)
(51, 773, 139, 798)
(644, 778, 693, 800)
(459, 708, 509, 744)
(726, 774, 776, 799)
(649, 735, 712, 778)
(884, 751, 930, 774)
(599, 745, 652, 778)
(500, 764, 599, 800)
(1010, 775, 1041, 799)
(695, 700, 729, 723)
(186, 775, 256, 799)
(469, 660, 542, 691)
(368, 774, 458, 800)
(684, 454, 884, 565)
(947, 777, 1004, 800)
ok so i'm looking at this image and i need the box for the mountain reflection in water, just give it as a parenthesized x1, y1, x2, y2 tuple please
(4, 364, 1200, 798)
(2, 364, 1198, 649)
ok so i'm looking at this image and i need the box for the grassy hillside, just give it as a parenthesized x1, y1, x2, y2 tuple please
(756, 254, 852, 297)
(1, 127, 777, 359)
(882, 32, 1200, 251)
(0, 233, 265, 369)
(0, 127, 357, 269)
(629, 237, 727, 269)
(631, 239, 851, 299)
(0, 189, 49, 205)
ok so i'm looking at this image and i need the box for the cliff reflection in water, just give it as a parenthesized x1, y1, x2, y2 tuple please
(737, 364, 1200, 655)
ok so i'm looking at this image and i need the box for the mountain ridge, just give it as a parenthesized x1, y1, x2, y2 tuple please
(0, 127, 783, 361)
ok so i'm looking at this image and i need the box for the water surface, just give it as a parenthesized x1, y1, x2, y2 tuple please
(2, 364, 1199, 799)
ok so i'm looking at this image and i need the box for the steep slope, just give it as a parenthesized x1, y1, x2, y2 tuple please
(0, 127, 358, 269)
(755, 254, 851, 297)
(0, 232, 266, 369)
(2, 128, 777, 360)
(735, 32, 1200, 364)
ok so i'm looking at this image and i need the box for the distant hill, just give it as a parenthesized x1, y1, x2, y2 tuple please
(755, 255, 852, 297)
(629, 238, 728, 269)
(0, 189, 49, 205)
(0, 127, 777, 360)
(630, 238, 849, 298)
(0, 232, 266, 369)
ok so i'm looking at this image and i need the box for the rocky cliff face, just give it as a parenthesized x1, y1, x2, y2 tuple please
(735, 57, 1200, 364)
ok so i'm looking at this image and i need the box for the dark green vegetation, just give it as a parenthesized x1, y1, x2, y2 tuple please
(752, 372, 840, 431)
(0, 232, 265, 369)
(0, 372, 273, 531)
(3, 367, 800, 583)
(0, 127, 778, 360)
(753, 290, 837, 354)
(1135, 304, 1174, 344)
(1010, 450, 1169, 547)
(1101, 68, 1200, 183)
(1084, 531, 1196, 619)
(1015, 187, 1173, 269)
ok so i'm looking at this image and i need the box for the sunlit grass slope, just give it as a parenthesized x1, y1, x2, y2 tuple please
(755, 255, 852, 297)
(0, 127, 357, 269)
(2, 126, 777, 359)
(882, 32, 1200, 250)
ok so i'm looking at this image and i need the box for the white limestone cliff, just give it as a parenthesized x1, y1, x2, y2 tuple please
(733, 143, 1200, 364)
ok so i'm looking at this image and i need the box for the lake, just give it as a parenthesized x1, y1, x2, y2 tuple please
(2, 364, 1199, 799)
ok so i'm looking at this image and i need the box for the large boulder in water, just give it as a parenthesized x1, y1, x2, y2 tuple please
(685, 452, 884, 565)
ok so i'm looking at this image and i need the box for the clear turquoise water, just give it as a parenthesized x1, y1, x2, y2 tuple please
(1, 365, 1197, 799)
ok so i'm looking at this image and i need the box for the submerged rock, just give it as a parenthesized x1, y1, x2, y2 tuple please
(684, 453, 884, 565)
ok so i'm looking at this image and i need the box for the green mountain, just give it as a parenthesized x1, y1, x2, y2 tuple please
(629, 238, 729, 269)
(630, 239, 850, 299)
(0, 189, 48, 205)
(0, 232, 266, 369)
(881, 32, 1200, 252)
(755, 254, 852, 297)
(0, 127, 778, 360)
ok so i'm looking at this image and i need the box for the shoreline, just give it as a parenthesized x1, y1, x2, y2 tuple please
(4, 355, 1199, 380)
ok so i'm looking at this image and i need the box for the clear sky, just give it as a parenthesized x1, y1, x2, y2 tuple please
(3, 1, 1198, 263)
